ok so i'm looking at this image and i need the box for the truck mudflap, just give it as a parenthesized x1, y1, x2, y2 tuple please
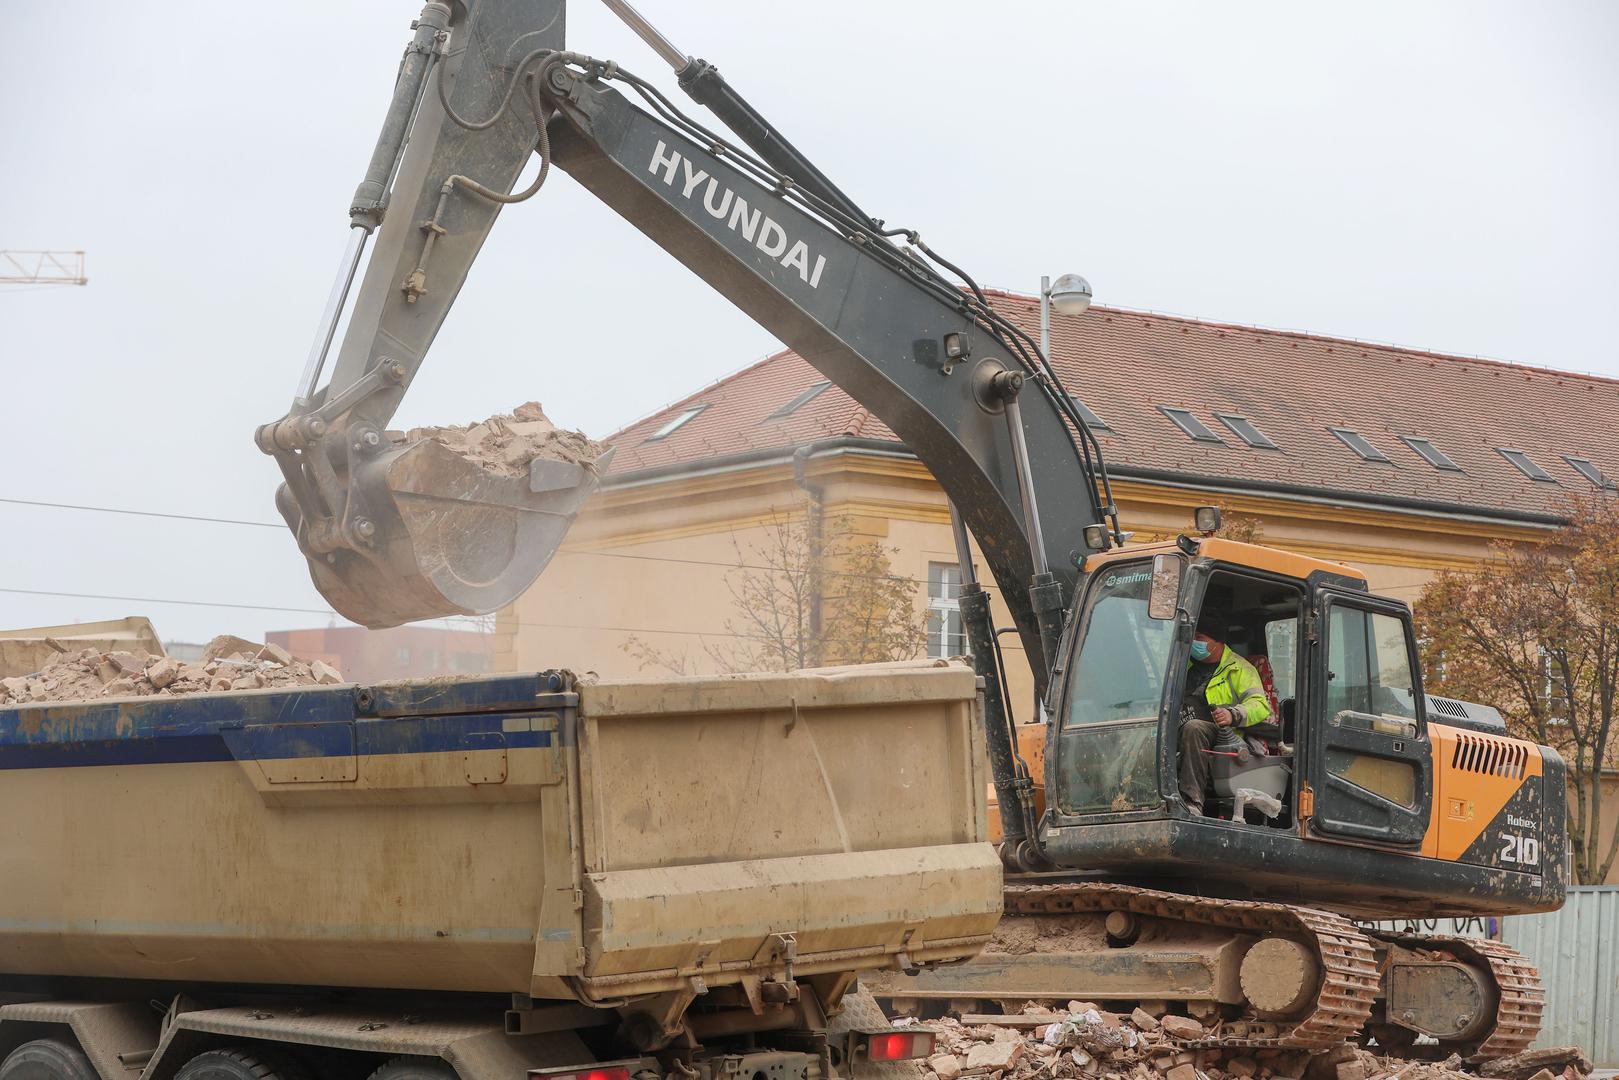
(577, 843, 1002, 1000)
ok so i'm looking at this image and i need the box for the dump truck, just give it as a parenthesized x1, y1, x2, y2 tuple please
(0, 661, 1000, 1080)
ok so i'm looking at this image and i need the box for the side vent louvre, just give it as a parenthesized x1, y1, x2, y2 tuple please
(1425, 694, 1507, 734)
(1450, 732, 1528, 780)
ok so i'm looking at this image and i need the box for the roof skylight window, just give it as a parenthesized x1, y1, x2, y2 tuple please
(1215, 413, 1277, 450)
(643, 404, 708, 443)
(1068, 396, 1110, 432)
(1160, 407, 1224, 444)
(1563, 456, 1614, 489)
(1497, 448, 1555, 482)
(1329, 427, 1390, 463)
(765, 381, 831, 421)
(1400, 436, 1461, 472)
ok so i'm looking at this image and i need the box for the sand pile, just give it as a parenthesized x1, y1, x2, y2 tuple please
(901, 1001, 1590, 1080)
(405, 401, 604, 478)
(0, 635, 343, 705)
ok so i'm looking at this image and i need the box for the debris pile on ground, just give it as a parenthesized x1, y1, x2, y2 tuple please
(900, 1003, 1591, 1080)
(0, 635, 343, 705)
(405, 401, 604, 477)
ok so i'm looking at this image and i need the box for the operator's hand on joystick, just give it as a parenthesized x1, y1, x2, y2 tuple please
(1212, 707, 1234, 727)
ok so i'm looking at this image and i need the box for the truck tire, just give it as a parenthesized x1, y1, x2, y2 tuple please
(365, 1058, 457, 1080)
(173, 1047, 312, 1080)
(0, 1039, 98, 1080)
(828, 986, 926, 1080)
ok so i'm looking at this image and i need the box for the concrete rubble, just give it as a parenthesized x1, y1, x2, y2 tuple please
(404, 401, 604, 478)
(0, 635, 343, 705)
(898, 1003, 1592, 1080)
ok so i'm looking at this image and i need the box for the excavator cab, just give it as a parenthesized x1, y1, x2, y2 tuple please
(1016, 531, 1564, 916)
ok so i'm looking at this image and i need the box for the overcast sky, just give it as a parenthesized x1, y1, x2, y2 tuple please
(4, 1, 1616, 647)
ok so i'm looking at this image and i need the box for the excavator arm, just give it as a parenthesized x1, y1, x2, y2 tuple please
(258, 0, 1120, 699)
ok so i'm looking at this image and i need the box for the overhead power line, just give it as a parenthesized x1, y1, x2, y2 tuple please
(0, 586, 999, 649)
(0, 497, 281, 528)
(1, 495, 999, 591)
(0, 586, 332, 617)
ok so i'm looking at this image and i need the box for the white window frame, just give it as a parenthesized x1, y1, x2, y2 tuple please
(927, 562, 967, 659)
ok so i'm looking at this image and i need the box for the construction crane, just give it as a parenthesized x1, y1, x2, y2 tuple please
(0, 250, 87, 286)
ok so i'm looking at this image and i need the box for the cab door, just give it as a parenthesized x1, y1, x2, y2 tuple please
(1306, 594, 1433, 847)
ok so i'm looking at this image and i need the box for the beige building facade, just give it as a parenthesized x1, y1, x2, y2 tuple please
(495, 444, 1547, 716)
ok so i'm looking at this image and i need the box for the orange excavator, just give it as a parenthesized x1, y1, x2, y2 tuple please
(259, 0, 1564, 1059)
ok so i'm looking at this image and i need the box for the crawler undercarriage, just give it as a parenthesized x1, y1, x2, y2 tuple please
(869, 882, 1543, 1062)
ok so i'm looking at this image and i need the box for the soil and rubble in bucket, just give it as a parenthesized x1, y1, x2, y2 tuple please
(0, 635, 344, 705)
(402, 401, 605, 477)
(895, 1000, 1592, 1080)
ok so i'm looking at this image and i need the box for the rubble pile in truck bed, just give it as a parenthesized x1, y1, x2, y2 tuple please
(0, 634, 343, 705)
(903, 1003, 1591, 1080)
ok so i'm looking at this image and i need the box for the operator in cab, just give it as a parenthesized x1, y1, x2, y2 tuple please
(1178, 620, 1273, 816)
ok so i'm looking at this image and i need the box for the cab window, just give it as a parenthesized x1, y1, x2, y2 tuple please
(1064, 566, 1176, 727)
(1326, 607, 1418, 721)
(1263, 617, 1299, 701)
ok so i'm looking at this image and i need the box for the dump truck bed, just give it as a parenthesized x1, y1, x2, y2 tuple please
(0, 660, 1000, 1001)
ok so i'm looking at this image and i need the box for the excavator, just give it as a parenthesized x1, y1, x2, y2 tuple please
(258, 0, 1567, 1063)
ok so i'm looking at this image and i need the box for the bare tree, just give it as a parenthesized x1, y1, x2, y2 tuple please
(1216, 508, 1265, 545)
(1415, 493, 1619, 884)
(622, 505, 926, 675)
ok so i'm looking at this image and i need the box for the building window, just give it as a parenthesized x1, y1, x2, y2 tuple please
(1068, 396, 1111, 432)
(1497, 448, 1555, 482)
(643, 404, 709, 443)
(927, 562, 966, 659)
(764, 381, 831, 420)
(396, 647, 412, 665)
(1564, 456, 1614, 490)
(1329, 427, 1391, 463)
(1215, 413, 1278, 450)
(1400, 436, 1461, 472)
(1159, 407, 1224, 444)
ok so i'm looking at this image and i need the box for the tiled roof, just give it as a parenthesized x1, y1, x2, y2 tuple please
(606, 292, 1619, 518)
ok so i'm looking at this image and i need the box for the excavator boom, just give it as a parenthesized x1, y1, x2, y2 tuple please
(260, 0, 1117, 694)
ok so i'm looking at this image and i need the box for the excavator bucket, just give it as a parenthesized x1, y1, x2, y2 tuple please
(278, 439, 613, 629)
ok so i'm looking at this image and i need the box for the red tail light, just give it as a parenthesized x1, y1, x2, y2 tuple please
(862, 1031, 936, 1062)
(533, 1068, 632, 1080)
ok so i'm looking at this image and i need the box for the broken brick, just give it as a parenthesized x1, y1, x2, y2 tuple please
(257, 642, 294, 666)
(145, 656, 182, 690)
(965, 1039, 1024, 1073)
(1158, 1017, 1204, 1041)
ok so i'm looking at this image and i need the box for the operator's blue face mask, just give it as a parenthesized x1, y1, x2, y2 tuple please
(1190, 640, 1213, 662)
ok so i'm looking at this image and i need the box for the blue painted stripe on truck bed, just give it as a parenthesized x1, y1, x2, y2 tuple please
(0, 720, 552, 770)
(0, 681, 557, 770)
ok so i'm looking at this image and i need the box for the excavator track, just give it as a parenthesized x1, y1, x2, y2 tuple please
(1363, 931, 1545, 1061)
(1005, 882, 1380, 1051)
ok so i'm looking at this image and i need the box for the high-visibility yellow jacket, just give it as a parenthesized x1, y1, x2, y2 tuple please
(1194, 649, 1272, 728)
